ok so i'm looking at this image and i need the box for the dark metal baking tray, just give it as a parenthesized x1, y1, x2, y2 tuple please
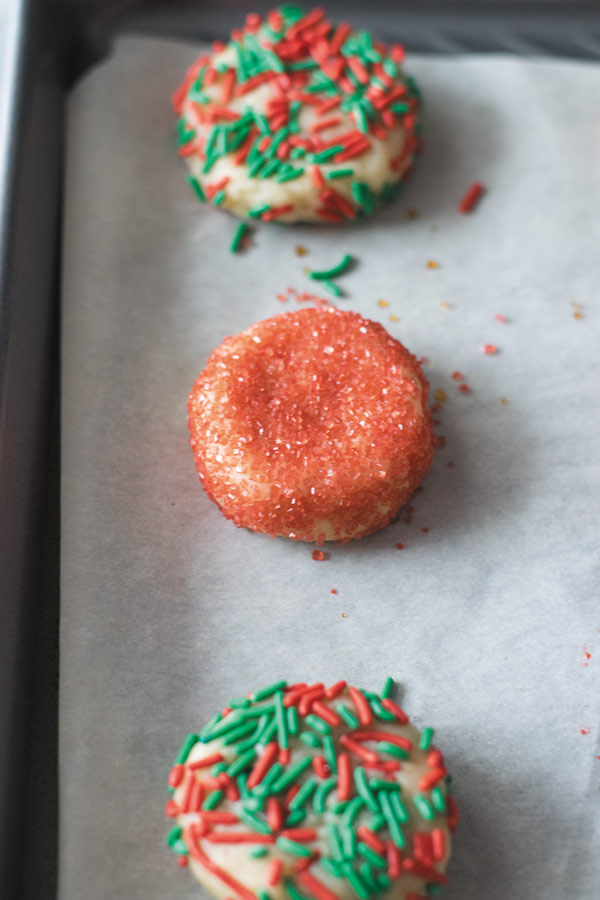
(1, 2, 599, 897)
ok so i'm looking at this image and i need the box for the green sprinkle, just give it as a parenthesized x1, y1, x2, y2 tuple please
(337, 704, 359, 729)
(229, 696, 251, 709)
(377, 873, 391, 892)
(259, 159, 281, 180)
(249, 845, 268, 859)
(274, 691, 289, 749)
(239, 808, 272, 834)
(176, 118, 195, 146)
(202, 155, 218, 174)
(287, 706, 299, 735)
(320, 858, 342, 878)
(368, 814, 386, 831)
(331, 800, 350, 814)
(305, 714, 331, 735)
(342, 796, 365, 828)
(391, 102, 410, 114)
(202, 713, 243, 741)
(300, 731, 322, 749)
(369, 779, 402, 792)
(272, 757, 312, 792)
(426, 885, 443, 897)
(353, 105, 368, 133)
(382, 59, 398, 78)
(262, 762, 283, 788)
(277, 836, 312, 858)
(378, 792, 405, 848)
(414, 793, 435, 821)
(289, 147, 306, 160)
(327, 169, 355, 180)
(354, 768, 379, 813)
(309, 254, 354, 281)
(213, 190, 226, 206)
(288, 58, 319, 70)
(313, 777, 336, 814)
(289, 777, 318, 810)
(377, 741, 409, 760)
(230, 222, 249, 254)
(171, 838, 189, 855)
(327, 823, 344, 862)
(227, 748, 256, 777)
(174, 733, 198, 765)
(255, 113, 271, 135)
(234, 716, 268, 753)
(259, 891, 272, 900)
(320, 279, 344, 298)
(313, 145, 344, 163)
(359, 862, 379, 894)
(186, 175, 206, 203)
(253, 680, 287, 701)
(341, 862, 370, 899)
(266, 128, 289, 158)
(237, 773, 250, 801)
(275, 167, 305, 183)
(256, 718, 278, 745)
(285, 809, 307, 826)
(389, 792, 410, 824)
(284, 878, 311, 900)
(202, 789, 224, 811)
(248, 205, 271, 218)
(432, 787, 447, 813)
(211, 761, 228, 776)
(323, 735, 338, 774)
(369, 698, 396, 722)
(166, 825, 182, 847)
(419, 727, 434, 751)
(249, 158, 266, 178)
(341, 824, 356, 860)
(224, 721, 257, 745)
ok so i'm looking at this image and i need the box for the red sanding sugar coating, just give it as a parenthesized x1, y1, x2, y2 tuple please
(188, 307, 434, 543)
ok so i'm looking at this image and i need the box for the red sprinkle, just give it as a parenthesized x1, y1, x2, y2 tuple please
(386, 841, 402, 878)
(325, 680, 347, 700)
(481, 344, 498, 355)
(169, 764, 185, 788)
(348, 686, 372, 726)
(247, 742, 279, 789)
(357, 826, 387, 855)
(431, 828, 447, 861)
(266, 858, 283, 887)
(280, 828, 318, 843)
(267, 796, 283, 832)
(312, 755, 330, 779)
(381, 698, 409, 724)
(298, 871, 342, 900)
(185, 825, 258, 900)
(189, 753, 225, 771)
(339, 735, 378, 765)
(337, 752, 352, 800)
(459, 181, 484, 214)
(312, 549, 325, 561)
(205, 833, 275, 844)
(418, 766, 448, 792)
(352, 730, 413, 751)
(311, 700, 341, 726)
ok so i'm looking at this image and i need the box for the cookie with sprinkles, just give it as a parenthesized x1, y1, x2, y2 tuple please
(166, 678, 457, 900)
(187, 307, 434, 544)
(173, 6, 422, 223)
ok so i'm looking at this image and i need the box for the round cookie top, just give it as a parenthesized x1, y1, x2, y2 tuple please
(187, 307, 434, 543)
(173, 6, 422, 223)
(166, 678, 457, 900)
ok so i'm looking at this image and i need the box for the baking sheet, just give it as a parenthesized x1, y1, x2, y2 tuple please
(60, 35, 600, 900)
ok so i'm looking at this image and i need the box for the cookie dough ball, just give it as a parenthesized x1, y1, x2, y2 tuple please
(173, 6, 422, 223)
(187, 307, 434, 544)
(166, 678, 457, 900)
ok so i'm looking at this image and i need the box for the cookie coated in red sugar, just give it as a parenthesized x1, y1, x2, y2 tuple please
(188, 307, 434, 543)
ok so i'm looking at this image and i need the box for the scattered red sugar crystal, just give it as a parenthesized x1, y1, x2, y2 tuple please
(178, 856, 189, 868)
(458, 181, 484, 214)
(421, 527, 429, 533)
(481, 344, 498, 355)
(312, 550, 325, 561)
(458, 384, 471, 394)
(451, 371, 463, 381)
(395, 542, 404, 550)
(330, 588, 338, 594)
(495, 314, 507, 323)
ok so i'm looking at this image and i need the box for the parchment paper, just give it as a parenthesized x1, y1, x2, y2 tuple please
(60, 36, 600, 900)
